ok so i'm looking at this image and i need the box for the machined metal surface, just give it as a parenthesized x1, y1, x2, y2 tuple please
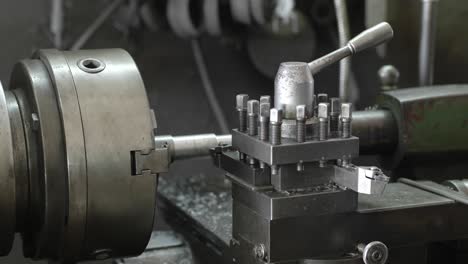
(159, 160, 468, 264)
(443, 179, 468, 196)
(274, 62, 314, 119)
(378, 85, 468, 167)
(0, 82, 15, 255)
(231, 182, 358, 220)
(352, 109, 397, 154)
(35, 50, 85, 260)
(334, 165, 389, 195)
(60, 49, 156, 259)
(232, 129, 359, 165)
(156, 134, 232, 162)
(0, 49, 159, 262)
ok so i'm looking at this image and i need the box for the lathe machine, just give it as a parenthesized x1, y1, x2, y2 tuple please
(0, 20, 467, 264)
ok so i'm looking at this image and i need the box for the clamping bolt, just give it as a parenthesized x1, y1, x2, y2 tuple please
(247, 100, 259, 136)
(296, 105, 307, 143)
(269, 108, 283, 145)
(318, 103, 329, 141)
(236, 94, 249, 132)
(259, 102, 270, 141)
(330, 97, 341, 137)
(341, 103, 352, 138)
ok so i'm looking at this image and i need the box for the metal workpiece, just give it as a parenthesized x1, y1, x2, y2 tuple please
(236, 94, 249, 132)
(232, 129, 359, 166)
(334, 165, 389, 195)
(341, 103, 352, 138)
(155, 133, 232, 162)
(378, 65, 400, 91)
(274, 62, 314, 119)
(247, 100, 259, 136)
(308, 22, 393, 75)
(269, 108, 283, 145)
(318, 103, 329, 141)
(295, 105, 307, 143)
(357, 241, 389, 264)
(330, 97, 341, 136)
(419, 0, 439, 86)
(259, 102, 270, 141)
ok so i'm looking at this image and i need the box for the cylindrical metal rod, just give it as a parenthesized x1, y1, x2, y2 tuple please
(419, 0, 439, 86)
(352, 110, 397, 154)
(50, 0, 64, 49)
(334, 0, 351, 101)
(155, 134, 231, 161)
(308, 22, 394, 75)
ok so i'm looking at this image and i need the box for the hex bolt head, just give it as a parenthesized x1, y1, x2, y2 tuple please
(296, 105, 306, 120)
(247, 100, 259, 115)
(260, 95, 271, 105)
(270, 108, 283, 124)
(341, 103, 352, 120)
(318, 103, 329, 119)
(317, 93, 329, 104)
(260, 103, 271, 118)
(330, 98, 341, 115)
(236, 94, 249, 110)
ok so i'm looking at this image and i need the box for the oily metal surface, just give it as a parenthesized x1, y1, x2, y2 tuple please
(62, 49, 156, 258)
(4, 91, 28, 232)
(9, 88, 40, 257)
(0, 82, 15, 256)
(36, 50, 87, 261)
(9, 59, 67, 259)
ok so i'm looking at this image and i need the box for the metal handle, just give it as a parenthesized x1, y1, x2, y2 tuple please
(308, 22, 394, 75)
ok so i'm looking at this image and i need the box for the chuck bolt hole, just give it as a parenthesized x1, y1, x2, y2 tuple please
(78, 58, 106, 73)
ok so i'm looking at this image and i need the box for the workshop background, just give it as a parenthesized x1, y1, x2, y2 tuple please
(1, 0, 468, 263)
